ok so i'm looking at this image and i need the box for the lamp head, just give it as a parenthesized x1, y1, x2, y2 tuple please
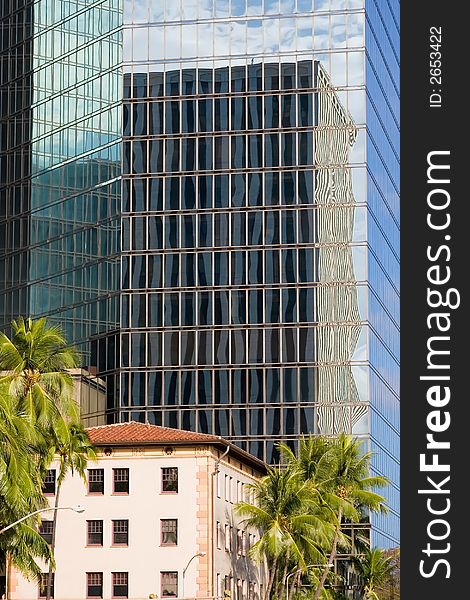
(72, 505, 85, 513)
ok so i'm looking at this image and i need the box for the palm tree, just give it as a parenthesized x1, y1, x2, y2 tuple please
(0, 521, 54, 583)
(279, 435, 334, 484)
(0, 316, 80, 425)
(0, 316, 82, 585)
(0, 386, 39, 514)
(354, 548, 396, 600)
(279, 436, 350, 600)
(235, 465, 336, 600)
(0, 384, 54, 586)
(45, 421, 97, 600)
(308, 435, 389, 600)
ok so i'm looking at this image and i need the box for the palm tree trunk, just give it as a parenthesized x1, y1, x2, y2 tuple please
(46, 482, 61, 600)
(261, 555, 269, 600)
(5, 551, 10, 600)
(277, 550, 291, 600)
(312, 510, 342, 600)
(264, 557, 278, 600)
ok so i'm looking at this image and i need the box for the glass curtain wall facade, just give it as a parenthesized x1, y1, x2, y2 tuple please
(364, 0, 400, 548)
(121, 57, 366, 442)
(0, 0, 34, 322)
(1, 0, 399, 547)
(0, 0, 122, 400)
(120, 0, 399, 547)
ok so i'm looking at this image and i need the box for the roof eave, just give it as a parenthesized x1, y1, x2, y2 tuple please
(90, 438, 267, 473)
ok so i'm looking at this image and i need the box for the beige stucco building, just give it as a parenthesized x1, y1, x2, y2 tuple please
(8, 423, 266, 600)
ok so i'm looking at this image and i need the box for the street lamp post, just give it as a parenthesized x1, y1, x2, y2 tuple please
(181, 552, 206, 599)
(0, 505, 85, 534)
(285, 563, 334, 600)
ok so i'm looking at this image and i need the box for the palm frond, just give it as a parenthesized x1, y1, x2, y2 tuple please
(0, 316, 84, 580)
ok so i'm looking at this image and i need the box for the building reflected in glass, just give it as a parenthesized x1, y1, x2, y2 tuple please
(1, 0, 399, 548)
(120, 0, 399, 547)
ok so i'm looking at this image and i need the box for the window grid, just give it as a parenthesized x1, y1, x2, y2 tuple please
(161, 519, 178, 546)
(161, 572, 178, 598)
(87, 573, 103, 598)
(39, 520, 53, 544)
(87, 520, 103, 546)
(118, 49, 392, 489)
(88, 469, 104, 494)
(39, 574, 54, 599)
(43, 469, 56, 495)
(161, 467, 178, 492)
(0, 0, 122, 416)
(113, 519, 129, 545)
(112, 572, 128, 598)
(113, 468, 129, 494)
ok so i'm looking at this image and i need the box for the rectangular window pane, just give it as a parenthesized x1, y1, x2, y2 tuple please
(112, 573, 128, 598)
(161, 519, 178, 545)
(264, 133, 279, 167)
(161, 572, 178, 598)
(264, 95, 279, 128)
(113, 520, 129, 545)
(113, 468, 129, 494)
(215, 98, 228, 131)
(39, 521, 53, 544)
(161, 467, 178, 492)
(198, 137, 213, 170)
(42, 469, 56, 495)
(182, 99, 195, 133)
(198, 214, 212, 247)
(39, 574, 54, 598)
(248, 96, 262, 129)
(231, 97, 246, 130)
(88, 469, 104, 494)
(215, 136, 229, 169)
(198, 99, 213, 132)
(87, 520, 103, 546)
(281, 93, 296, 126)
(87, 573, 103, 598)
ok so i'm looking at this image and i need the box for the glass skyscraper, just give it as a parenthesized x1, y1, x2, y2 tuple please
(1, 0, 399, 547)
(119, 0, 399, 547)
(0, 0, 122, 416)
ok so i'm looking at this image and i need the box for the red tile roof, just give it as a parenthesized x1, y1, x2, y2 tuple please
(86, 422, 266, 472)
(87, 421, 221, 445)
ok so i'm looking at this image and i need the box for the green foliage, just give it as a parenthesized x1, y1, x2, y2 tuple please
(236, 434, 390, 600)
(49, 421, 98, 486)
(0, 317, 94, 583)
(236, 466, 336, 564)
(0, 316, 80, 425)
(354, 548, 399, 600)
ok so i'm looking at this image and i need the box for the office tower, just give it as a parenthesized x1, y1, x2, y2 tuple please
(0, 1, 399, 547)
(120, 1, 399, 547)
(0, 0, 122, 404)
(121, 59, 365, 449)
